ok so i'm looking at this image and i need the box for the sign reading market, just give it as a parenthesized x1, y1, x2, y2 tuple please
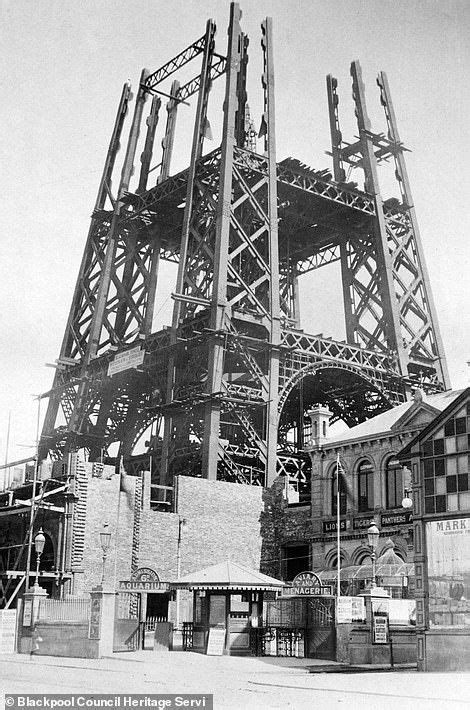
(284, 571, 332, 597)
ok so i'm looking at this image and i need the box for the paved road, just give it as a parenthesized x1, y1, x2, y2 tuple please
(1, 652, 470, 710)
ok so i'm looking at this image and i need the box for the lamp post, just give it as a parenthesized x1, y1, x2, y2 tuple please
(34, 528, 46, 587)
(367, 523, 380, 589)
(100, 523, 112, 586)
(401, 465, 413, 509)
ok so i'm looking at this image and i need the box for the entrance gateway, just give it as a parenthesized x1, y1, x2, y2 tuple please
(274, 570, 336, 660)
(114, 568, 170, 651)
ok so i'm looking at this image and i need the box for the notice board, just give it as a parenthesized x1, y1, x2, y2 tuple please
(373, 616, 389, 644)
(0, 610, 17, 653)
(206, 627, 226, 655)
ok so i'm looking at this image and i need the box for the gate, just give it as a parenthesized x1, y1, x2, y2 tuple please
(306, 597, 336, 660)
(113, 593, 142, 652)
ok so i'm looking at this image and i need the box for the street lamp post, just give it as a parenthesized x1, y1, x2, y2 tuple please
(34, 528, 46, 587)
(100, 523, 112, 586)
(367, 523, 380, 589)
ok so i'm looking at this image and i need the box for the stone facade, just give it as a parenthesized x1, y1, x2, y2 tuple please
(275, 391, 464, 587)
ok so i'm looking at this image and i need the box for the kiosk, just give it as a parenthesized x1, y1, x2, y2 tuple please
(174, 560, 284, 655)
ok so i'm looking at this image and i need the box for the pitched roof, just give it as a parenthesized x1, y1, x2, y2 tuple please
(399, 387, 470, 458)
(323, 389, 465, 448)
(175, 560, 285, 590)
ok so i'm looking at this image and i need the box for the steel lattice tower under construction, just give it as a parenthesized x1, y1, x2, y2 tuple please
(39, 3, 449, 494)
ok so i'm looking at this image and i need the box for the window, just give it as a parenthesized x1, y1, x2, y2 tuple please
(357, 460, 374, 512)
(422, 409, 470, 514)
(386, 458, 404, 509)
(281, 544, 310, 582)
(332, 472, 347, 516)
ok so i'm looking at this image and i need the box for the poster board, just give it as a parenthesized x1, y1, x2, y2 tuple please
(373, 615, 389, 644)
(206, 627, 226, 655)
(0, 610, 17, 653)
(336, 596, 366, 623)
(22, 599, 33, 627)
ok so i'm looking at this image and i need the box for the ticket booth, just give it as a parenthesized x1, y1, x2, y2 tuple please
(173, 560, 284, 655)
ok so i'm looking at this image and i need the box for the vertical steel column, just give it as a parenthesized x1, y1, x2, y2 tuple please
(327, 74, 356, 345)
(141, 95, 162, 335)
(115, 92, 162, 338)
(40, 83, 131, 451)
(161, 21, 216, 484)
(326, 75, 346, 183)
(67, 70, 150, 439)
(86, 68, 150, 359)
(200, 3, 242, 479)
(138, 95, 161, 193)
(159, 79, 180, 184)
(350, 61, 408, 374)
(261, 17, 281, 486)
(377, 71, 450, 389)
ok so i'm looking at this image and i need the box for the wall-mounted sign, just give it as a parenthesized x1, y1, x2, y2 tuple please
(88, 596, 102, 640)
(118, 567, 166, 592)
(353, 517, 374, 531)
(284, 571, 332, 596)
(336, 596, 365, 624)
(0, 610, 17, 653)
(22, 599, 33, 627)
(323, 519, 346, 534)
(373, 615, 389, 644)
(107, 346, 144, 377)
(381, 511, 413, 527)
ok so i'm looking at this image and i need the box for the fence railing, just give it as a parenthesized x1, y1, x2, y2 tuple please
(145, 615, 168, 631)
(38, 597, 91, 622)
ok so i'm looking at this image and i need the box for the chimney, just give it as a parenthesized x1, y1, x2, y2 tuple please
(306, 406, 332, 449)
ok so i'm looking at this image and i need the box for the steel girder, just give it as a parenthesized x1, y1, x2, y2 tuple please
(327, 63, 450, 389)
(39, 4, 448, 494)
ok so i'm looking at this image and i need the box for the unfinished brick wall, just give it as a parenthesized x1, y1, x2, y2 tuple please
(70, 467, 306, 605)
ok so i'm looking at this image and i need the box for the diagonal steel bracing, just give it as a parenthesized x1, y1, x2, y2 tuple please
(39, 3, 448, 493)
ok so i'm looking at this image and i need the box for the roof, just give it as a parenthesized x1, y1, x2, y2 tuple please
(398, 386, 470, 458)
(323, 389, 465, 448)
(174, 560, 285, 591)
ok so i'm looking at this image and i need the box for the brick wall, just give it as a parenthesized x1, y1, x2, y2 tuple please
(72, 464, 135, 595)
(176, 476, 265, 576)
(73, 469, 281, 593)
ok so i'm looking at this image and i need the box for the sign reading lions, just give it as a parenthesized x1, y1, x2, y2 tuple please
(118, 567, 164, 592)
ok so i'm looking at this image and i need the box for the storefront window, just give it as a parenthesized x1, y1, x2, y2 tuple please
(426, 517, 470, 628)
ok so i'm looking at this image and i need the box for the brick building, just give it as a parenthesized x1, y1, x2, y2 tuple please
(276, 389, 464, 592)
(0, 457, 279, 624)
(0, 387, 466, 632)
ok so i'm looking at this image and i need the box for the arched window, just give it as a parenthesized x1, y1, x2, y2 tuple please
(357, 460, 374, 512)
(385, 457, 403, 509)
(332, 470, 347, 516)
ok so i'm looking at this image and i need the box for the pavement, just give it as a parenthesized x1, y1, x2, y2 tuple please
(1, 650, 470, 710)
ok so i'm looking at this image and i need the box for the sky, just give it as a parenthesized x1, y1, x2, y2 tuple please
(1, 0, 469, 470)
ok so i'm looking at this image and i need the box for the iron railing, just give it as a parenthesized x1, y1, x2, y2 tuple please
(38, 597, 91, 622)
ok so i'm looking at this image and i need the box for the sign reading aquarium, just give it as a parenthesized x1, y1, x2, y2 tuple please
(426, 516, 470, 629)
